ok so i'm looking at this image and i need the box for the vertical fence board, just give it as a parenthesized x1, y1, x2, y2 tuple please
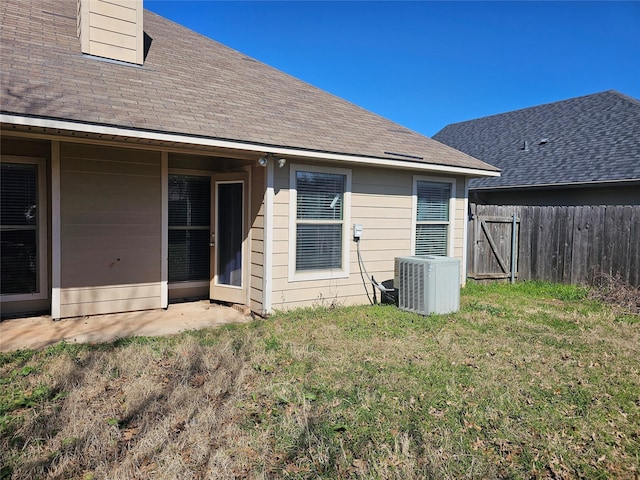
(544, 206, 556, 281)
(587, 206, 604, 285)
(602, 206, 616, 277)
(515, 206, 523, 278)
(552, 207, 565, 283)
(518, 205, 532, 281)
(543, 207, 552, 282)
(562, 206, 575, 283)
(568, 206, 579, 283)
(572, 206, 588, 284)
(540, 206, 556, 281)
(471, 203, 478, 277)
(616, 206, 633, 284)
(530, 206, 541, 280)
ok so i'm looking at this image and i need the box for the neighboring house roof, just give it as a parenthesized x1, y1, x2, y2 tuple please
(432, 90, 640, 189)
(0, 0, 498, 175)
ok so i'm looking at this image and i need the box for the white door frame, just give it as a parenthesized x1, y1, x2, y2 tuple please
(210, 172, 249, 305)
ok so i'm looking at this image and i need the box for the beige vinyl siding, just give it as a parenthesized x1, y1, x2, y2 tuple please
(59, 143, 161, 318)
(249, 165, 265, 313)
(270, 164, 469, 310)
(271, 182, 290, 260)
(58, 284, 160, 317)
(77, 0, 144, 65)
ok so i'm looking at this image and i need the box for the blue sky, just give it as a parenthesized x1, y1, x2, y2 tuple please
(145, 1, 639, 137)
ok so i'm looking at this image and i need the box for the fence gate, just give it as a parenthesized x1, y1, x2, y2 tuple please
(468, 204, 520, 282)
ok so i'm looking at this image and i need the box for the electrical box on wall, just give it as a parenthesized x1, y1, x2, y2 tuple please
(353, 224, 363, 240)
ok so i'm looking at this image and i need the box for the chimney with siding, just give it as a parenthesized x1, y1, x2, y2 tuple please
(77, 0, 144, 65)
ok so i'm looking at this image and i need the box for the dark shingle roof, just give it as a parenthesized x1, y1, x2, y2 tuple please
(432, 91, 640, 189)
(0, 0, 498, 174)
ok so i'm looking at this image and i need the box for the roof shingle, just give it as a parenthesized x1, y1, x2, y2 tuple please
(432, 91, 640, 189)
(1, 0, 497, 173)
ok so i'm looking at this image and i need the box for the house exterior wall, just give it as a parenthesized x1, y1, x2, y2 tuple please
(45, 140, 263, 319)
(59, 143, 163, 317)
(269, 161, 468, 311)
(1, 133, 474, 318)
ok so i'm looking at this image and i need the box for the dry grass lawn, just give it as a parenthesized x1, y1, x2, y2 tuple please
(1, 281, 639, 479)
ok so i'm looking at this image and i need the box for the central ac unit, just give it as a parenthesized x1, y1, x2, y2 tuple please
(394, 255, 460, 315)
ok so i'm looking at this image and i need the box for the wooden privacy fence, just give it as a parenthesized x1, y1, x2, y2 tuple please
(468, 204, 640, 287)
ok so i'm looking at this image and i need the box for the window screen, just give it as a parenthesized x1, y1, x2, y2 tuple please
(1, 162, 39, 295)
(415, 181, 451, 256)
(295, 171, 345, 271)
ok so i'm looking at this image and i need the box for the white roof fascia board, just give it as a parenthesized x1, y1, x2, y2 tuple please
(1, 114, 500, 178)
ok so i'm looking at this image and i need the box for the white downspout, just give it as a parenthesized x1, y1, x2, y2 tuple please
(461, 176, 469, 287)
(160, 152, 168, 308)
(51, 141, 61, 319)
(263, 160, 274, 315)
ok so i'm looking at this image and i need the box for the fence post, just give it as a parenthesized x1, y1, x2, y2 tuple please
(472, 203, 478, 277)
(511, 213, 518, 284)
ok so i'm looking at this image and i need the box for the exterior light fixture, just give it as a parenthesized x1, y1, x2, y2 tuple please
(257, 153, 287, 168)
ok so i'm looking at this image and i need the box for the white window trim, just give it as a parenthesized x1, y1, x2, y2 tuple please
(288, 164, 351, 282)
(167, 168, 214, 289)
(411, 175, 456, 256)
(0, 156, 48, 302)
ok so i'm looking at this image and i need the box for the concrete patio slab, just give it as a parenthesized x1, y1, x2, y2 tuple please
(0, 301, 253, 352)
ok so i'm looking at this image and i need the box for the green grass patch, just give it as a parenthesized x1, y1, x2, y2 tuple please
(1, 282, 638, 479)
(463, 279, 590, 302)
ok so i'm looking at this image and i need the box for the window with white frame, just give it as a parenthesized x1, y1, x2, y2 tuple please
(290, 165, 351, 279)
(414, 178, 454, 256)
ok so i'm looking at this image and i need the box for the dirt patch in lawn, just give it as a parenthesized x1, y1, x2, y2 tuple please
(589, 274, 640, 315)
